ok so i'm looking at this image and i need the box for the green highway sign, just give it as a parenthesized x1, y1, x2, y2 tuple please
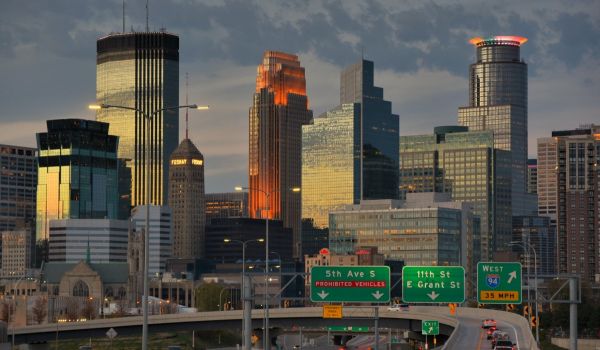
(327, 326, 369, 332)
(477, 262, 522, 304)
(402, 266, 465, 303)
(310, 266, 390, 303)
(422, 320, 439, 335)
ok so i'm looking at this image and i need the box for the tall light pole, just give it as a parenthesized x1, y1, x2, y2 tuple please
(234, 186, 299, 349)
(270, 251, 282, 308)
(224, 237, 264, 350)
(89, 103, 208, 350)
(509, 240, 539, 344)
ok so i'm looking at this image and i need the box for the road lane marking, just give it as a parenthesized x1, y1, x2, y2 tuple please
(476, 328, 484, 350)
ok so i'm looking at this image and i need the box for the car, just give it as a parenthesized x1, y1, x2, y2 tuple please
(387, 303, 409, 311)
(482, 319, 497, 329)
(486, 327, 498, 339)
(493, 340, 516, 350)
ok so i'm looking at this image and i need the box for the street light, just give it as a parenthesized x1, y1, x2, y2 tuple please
(89, 102, 208, 350)
(509, 240, 539, 344)
(234, 186, 300, 350)
(270, 251, 282, 308)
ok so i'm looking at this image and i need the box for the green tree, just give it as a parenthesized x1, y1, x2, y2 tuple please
(194, 283, 229, 312)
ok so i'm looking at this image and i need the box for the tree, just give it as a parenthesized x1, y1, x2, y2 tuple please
(65, 299, 80, 321)
(31, 296, 48, 324)
(82, 298, 96, 320)
(194, 283, 228, 312)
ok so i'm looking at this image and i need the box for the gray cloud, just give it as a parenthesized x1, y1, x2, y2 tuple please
(0, 0, 599, 192)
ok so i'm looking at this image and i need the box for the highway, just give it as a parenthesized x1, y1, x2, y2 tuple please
(14, 306, 537, 349)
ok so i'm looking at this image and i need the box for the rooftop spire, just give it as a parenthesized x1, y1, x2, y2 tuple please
(185, 72, 189, 139)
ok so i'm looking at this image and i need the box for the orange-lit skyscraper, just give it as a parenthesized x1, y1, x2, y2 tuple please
(248, 51, 312, 259)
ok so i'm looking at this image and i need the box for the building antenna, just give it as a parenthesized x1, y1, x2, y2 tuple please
(185, 72, 189, 139)
(145, 0, 149, 32)
(122, 0, 126, 33)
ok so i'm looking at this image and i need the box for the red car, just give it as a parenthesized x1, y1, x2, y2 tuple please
(482, 319, 497, 329)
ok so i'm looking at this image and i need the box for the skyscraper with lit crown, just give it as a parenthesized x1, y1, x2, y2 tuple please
(458, 35, 532, 216)
(168, 137, 205, 259)
(248, 51, 313, 259)
(96, 32, 179, 207)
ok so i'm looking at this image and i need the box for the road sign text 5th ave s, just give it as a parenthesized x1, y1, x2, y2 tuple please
(310, 266, 390, 303)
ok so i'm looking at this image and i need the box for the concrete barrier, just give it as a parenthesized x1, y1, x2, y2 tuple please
(552, 337, 600, 350)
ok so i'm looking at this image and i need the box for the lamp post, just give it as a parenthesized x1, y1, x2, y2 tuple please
(270, 251, 282, 308)
(89, 103, 208, 350)
(509, 240, 539, 344)
(235, 186, 299, 349)
(224, 236, 264, 349)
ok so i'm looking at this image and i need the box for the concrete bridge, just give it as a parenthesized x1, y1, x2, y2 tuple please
(14, 306, 538, 349)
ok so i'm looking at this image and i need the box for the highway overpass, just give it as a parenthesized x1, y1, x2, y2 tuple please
(14, 306, 538, 349)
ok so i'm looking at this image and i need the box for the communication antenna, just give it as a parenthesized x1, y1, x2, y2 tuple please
(185, 72, 189, 139)
(146, 0, 149, 32)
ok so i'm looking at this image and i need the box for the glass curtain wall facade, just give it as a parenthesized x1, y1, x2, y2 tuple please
(168, 138, 205, 259)
(458, 36, 529, 216)
(302, 59, 399, 233)
(400, 127, 511, 260)
(302, 103, 360, 228)
(512, 216, 555, 276)
(340, 60, 399, 200)
(96, 32, 179, 207)
(328, 200, 473, 268)
(36, 119, 124, 242)
(248, 51, 312, 259)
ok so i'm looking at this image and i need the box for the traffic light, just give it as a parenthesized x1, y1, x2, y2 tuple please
(530, 316, 538, 327)
(523, 305, 530, 316)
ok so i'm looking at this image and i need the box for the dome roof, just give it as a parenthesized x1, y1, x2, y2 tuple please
(170, 138, 204, 160)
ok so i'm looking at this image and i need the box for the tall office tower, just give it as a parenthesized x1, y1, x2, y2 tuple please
(302, 60, 399, 229)
(458, 36, 530, 216)
(400, 126, 512, 260)
(131, 205, 172, 275)
(0, 144, 37, 269)
(168, 138, 205, 259)
(537, 137, 558, 224)
(527, 159, 538, 194)
(205, 192, 248, 222)
(36, 119, 129, 244)
(96, 32, 179, 207)
(248, 51, 312, 259)
(340, 59, 399, 200)
(537, 125, 599, 282)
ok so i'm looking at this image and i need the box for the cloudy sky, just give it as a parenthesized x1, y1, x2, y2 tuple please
(1, 0, 598, 192)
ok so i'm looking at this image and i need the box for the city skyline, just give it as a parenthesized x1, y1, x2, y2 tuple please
(0, 1, 599, 193)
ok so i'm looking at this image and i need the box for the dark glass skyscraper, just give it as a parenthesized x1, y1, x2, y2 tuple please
(96, 32, 179, 206)
(302, 59, 399, 229)
(36, 119, 128, 242)
(340, 60, 399, 200)
(248, 51, 313, 259)
(458, 36, 531, 216)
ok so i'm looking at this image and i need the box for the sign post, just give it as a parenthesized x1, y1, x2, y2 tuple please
(402, 266, 465, 303)
(322, 305, 342, 318)
(477, 262, 522, 304)
(310, 266, 390, 303)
